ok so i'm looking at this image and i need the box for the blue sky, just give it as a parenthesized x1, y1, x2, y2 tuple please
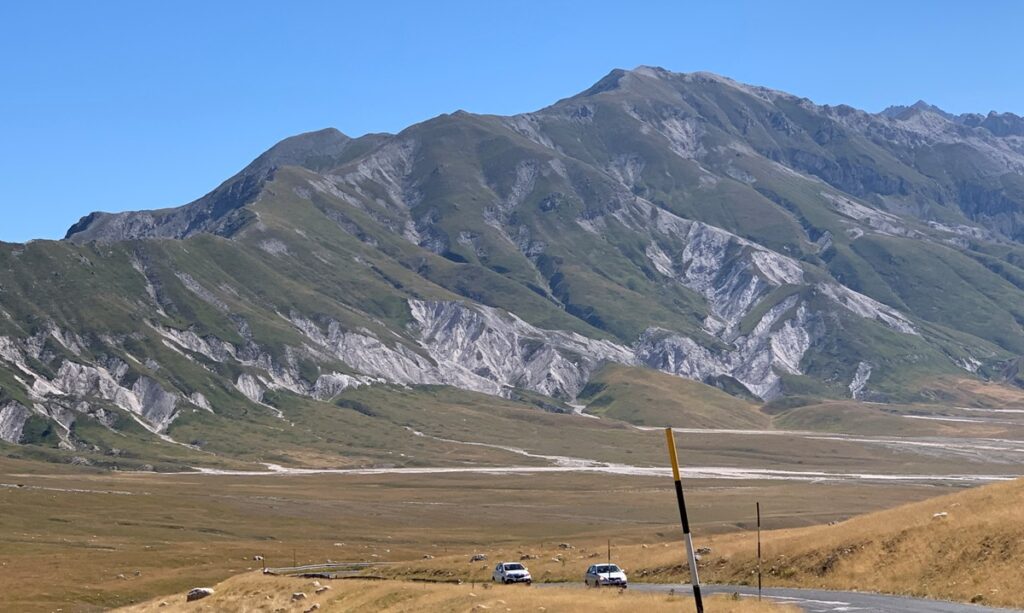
(2, 0, 1022, 243)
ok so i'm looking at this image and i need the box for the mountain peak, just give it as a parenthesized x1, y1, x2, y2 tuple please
(880, 100, 953, 120)
(572, 66, 754, 103)
(630, 65, 674, 79)
(910, 100, 951, 116)
(251, 127, 352, 173)
(64, 128, 377, 243)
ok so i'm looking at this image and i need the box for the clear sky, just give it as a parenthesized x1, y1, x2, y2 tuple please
(2, 0, 1022, 243)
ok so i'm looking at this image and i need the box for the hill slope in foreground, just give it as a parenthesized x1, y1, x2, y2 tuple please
(121, 577, 794, 613)
(391, 476, 1024, 609)
(706, 474, 1024, 607)
(6, 67, 1024, 467)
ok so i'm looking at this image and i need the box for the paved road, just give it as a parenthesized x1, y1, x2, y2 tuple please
(627, 583, 1022, 613)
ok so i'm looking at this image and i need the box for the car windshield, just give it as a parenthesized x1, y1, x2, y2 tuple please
(503, 563, 524, 571)
(595, 564, 620, 573)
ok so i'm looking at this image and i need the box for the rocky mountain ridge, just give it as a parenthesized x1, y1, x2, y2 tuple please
(4, 66, 1024, 465)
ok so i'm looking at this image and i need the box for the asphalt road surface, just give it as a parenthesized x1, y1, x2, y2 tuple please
(628, 583, 1023, 613)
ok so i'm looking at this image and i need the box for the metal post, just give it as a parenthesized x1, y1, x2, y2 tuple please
(665, 428, 703, 613)
(757, 502, 762, 601)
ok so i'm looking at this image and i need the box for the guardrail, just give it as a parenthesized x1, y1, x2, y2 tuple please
(263, 561, 394, 576)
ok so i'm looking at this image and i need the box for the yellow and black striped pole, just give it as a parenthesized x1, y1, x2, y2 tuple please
(665, 427, 703, 613)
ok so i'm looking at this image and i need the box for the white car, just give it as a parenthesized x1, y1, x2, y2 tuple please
(585, 563, 628, 588)
(492, 561, 532, 584)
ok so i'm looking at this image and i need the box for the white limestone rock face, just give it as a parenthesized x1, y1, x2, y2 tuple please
(0, 326, 186, 436)
(408, 300, 635, 399)
(312, 373, 370, 401)
(131, 377, 179, 430)
(190, 392, 213, 411)
(286, 314, 443, 387)
(816, 283, 918, 335)
(0, 402, 31, 443)
(287, 301, 634, 400)
(235, 374, 265, 404)
(637, 296, 817, 400)
(849, 361, 872, 399)
(579, 201, 922, 398)
(48, 361, 180, 433)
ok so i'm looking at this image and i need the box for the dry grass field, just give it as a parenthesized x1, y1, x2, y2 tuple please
(0, 455, 944, 612)
(118, 575, 797, 613)
(701, 475, 1024, 608)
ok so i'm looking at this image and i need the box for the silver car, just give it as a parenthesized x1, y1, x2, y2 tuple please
(585, 563, 628, 588)
(492, 561, 532, 584)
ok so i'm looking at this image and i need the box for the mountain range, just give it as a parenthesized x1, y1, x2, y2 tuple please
(4, 66, 1024, 468)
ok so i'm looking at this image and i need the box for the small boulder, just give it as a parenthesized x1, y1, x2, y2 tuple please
(696, 547, 712, 555)
(932, 512, 949, 520)
(291, 592, 307, 601)
(253, 555, 264, 561)
(315, 586, 330, 594)
(470, 553, 488, 562)
(558, 543, 573, 550)
(423, 554, 435, 559)
(304, 605, 321, 613)
(186, 587, 214, 602)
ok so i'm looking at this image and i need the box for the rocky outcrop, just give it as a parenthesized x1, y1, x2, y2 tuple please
(49, 362, 179, 432)
(409, 300, 635, 399)
(235, 374, 265, 404)
(186, 587, 215, 602)
(849, 362, 872, 400)
(0, 402, 30, 443)
(0, 329, 181, 436)
(286, 301, 634, 400)
(637, 295, 818, 399)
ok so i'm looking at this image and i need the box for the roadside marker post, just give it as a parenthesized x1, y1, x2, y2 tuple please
(664, 427, 704, 613)
(757, 501, 762, 601)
